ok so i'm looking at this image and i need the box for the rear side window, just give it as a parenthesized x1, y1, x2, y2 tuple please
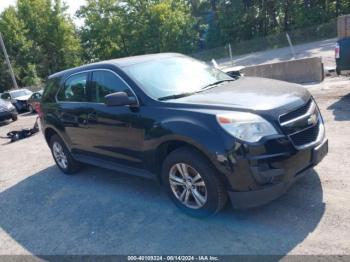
(32, 93, 41, 99)
(57, 73, 88, 102)
(1, 93, 10, 99)
(42, 78, 60, 103)
(90, 70, 132, 103)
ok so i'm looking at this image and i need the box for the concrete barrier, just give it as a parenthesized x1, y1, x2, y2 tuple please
(223, 57, 324, 84)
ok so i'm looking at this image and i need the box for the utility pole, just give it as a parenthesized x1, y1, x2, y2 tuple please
(286, 32, 296, 59)
(0, 32, 19, 89)
(228, 43, 233, 67)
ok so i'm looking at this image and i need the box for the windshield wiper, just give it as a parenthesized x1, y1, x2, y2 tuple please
(158, 79, 235, 101)
(158, 92, 196, 101)
(200, 79, 235, 91)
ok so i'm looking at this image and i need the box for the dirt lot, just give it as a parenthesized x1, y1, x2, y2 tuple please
(0, 76, 350, 256)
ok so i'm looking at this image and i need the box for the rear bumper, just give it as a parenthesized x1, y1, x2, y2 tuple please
(227, 138, 328, 209)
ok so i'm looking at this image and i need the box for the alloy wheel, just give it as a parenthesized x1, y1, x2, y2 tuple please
(169, 163, 207, 209)
(52, 142, 68, 169)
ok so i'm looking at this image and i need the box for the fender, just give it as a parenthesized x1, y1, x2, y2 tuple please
(145, 116, 234, 180)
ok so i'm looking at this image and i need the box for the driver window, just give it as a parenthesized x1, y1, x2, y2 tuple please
(90, 71, 132, 103)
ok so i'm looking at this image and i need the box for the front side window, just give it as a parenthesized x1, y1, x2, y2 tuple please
(57, 73, 88, 102)
(122, 55, 232, 100)
(90, 70, 132, 103)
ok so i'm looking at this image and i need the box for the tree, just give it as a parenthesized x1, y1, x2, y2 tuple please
(0, 7, 35, 91)
(1, 0, 350, 92)
(78, 0, 199, 61)
(17, 0, 82, 75)
(0, 0, 82, 91)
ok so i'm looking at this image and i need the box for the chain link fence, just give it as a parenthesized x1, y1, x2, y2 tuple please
(190, 19, 337, 63)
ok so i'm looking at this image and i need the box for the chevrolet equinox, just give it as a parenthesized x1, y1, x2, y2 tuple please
(40, 53, 328, 217)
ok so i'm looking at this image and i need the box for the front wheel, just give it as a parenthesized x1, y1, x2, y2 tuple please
(162, 147, 227, 217)
(50, 134, 82, 175)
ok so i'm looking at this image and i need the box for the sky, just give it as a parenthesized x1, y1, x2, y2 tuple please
(0, 0, 86, 25)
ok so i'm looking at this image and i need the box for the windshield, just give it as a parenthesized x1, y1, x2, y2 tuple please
(122, 56, 233, 100)
(10, 90, 32, 98)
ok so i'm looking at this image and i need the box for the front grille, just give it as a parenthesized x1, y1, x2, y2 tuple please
(289, 124, 320, 147)
(279, 99, 323, 149)
(280, 99, 312, 123)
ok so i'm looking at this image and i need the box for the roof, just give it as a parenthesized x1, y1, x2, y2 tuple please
(4, 88, 31, 93)
(49, 53, 184, 79)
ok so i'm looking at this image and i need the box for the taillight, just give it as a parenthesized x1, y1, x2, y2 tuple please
(335, 43, 340, 59)
(37, 103, 43, 118)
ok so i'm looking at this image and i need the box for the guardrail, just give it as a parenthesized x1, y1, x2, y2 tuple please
(223, 57, 324, 84)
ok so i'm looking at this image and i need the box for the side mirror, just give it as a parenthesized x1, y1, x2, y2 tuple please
(105, 92, 137, 107)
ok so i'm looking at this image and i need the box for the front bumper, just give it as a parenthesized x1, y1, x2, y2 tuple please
(227, 138, 328, 209)
(14, 100, 28, 111)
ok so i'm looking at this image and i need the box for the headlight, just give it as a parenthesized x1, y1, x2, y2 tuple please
(216, 112, 278, 143)
(6, 103, 14, 110)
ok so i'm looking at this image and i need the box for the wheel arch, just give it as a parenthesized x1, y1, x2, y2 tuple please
(153, 138, 229, 187)
(44, 126, 70, 150)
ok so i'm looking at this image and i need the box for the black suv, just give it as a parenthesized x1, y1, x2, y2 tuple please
(40, 53, 328, 216)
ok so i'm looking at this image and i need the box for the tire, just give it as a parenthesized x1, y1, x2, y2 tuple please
(162, 147, 227, 217)
(336, 67, 341, 76)
(49, 134, 82, 175)
(11, 114, 18, 121)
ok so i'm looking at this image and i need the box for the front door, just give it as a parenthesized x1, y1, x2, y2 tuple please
(85, 69, 144, 168)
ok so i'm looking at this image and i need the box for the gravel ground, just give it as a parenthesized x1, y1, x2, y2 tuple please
(0, 76, 350, 256)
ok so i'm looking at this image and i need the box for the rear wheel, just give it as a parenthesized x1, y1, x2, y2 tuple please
(162, 147, 227, 217)
(11, 114, 18, 121)
(50, 134, 82, 174)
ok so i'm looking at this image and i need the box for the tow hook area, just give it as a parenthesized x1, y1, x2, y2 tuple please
(250, 164, 285, 185)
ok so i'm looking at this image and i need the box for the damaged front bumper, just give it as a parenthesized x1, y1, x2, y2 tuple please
(228, 138, 328, 209)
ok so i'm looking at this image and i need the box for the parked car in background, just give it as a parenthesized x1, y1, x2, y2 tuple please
(27, 90, 43, 113)
(0, 89, 33, 112)
(41, 53, 328, 217)
(335, 37, 350, 75)
(0, 98, 18, 122)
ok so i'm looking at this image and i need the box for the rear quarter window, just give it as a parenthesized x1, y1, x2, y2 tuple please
(42, 78, 61, 103)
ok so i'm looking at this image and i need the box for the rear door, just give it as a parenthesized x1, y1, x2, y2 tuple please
(85, 69, 144, 168)
(56, 72, 92, 154)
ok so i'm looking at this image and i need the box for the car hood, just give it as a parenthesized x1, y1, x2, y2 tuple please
(13, 95, 31, 101)
(0, 99, 12, 107)
(172, 77, 311, 112)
